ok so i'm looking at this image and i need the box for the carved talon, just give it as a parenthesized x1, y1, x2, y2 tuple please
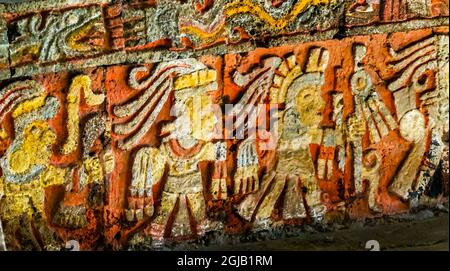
(135, 209, 144, 221)
(126, 204, 153, 222)
(235, 139, 259, 195)
(144, 204, 154, 217)
(125, 209, 135, 222)
(234, 175, 259, 195)
(361, 95, 398, 145)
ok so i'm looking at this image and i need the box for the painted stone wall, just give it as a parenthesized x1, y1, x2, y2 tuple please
(0, 0, 448, 250)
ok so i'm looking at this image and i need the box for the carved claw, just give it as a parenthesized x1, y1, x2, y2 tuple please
(361, 95, 398, 145)
(235, 139, 260, 195)
(234, 173, 259, 195)
(144, 204, 154, 217)
(126, 200, 154, 222)
(125, 209, 135, 222)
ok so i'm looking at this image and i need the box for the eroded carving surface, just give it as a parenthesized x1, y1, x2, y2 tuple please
(0, 0, 448, 250)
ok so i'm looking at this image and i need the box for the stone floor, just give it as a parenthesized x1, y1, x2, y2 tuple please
(191, 210, 449, 251)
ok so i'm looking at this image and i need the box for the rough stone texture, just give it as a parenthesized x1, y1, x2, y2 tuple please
(0, 0, 448, 251)
(191, 209, 449, 251)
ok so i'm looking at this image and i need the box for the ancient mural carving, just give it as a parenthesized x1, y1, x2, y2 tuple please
(0, 0, 448, 250)
(346, 0, 449, 26)
(0, 1, 448, 77)
(6, 5, 107, 67)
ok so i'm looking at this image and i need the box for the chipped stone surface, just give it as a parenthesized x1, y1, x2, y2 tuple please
(0, 0, 448, 250)
(0, 4, 9, 80)
(0, 0, 446, 78)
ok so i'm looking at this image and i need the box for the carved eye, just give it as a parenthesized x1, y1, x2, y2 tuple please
(418, 75, 427, 85)
(351, 70, 373, 98)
